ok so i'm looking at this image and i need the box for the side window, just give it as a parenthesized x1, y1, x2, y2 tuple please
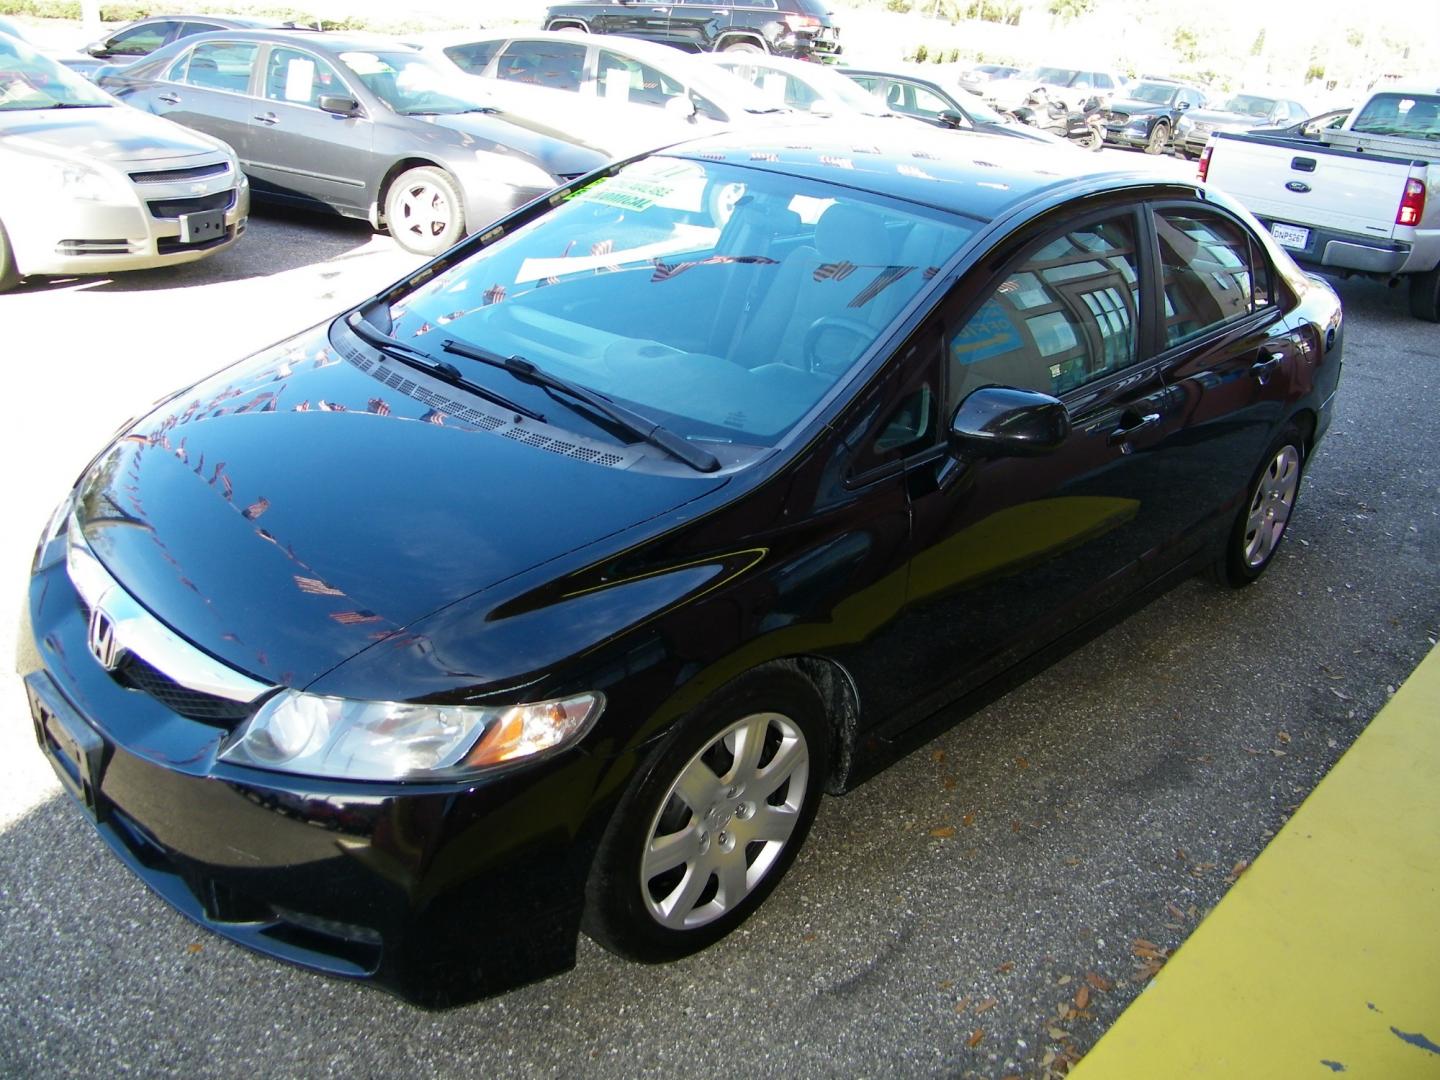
(901, 82, 954, 119)
(179, 21, 226, 38)
(264, 48, 346, 108)
(947, 214, 1141, 406)
(1155, 207, 1259, 347)
(1093, 73, 1113, 91)
(1071, 72, 1094, 90)
(179, 41, 258, 93)
(105, 21, 177, 57)
(596, 49, 684, 109)
(848, 75, 880, 93)
(496, 40, 585, 92)
(443, 40, 504, 75)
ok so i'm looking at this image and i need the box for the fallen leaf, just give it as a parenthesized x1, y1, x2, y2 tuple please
(802, 932, 818, 942)
(1330, 687, 1351, 701)
(1042, 1050, 1057, 1067)
(1225, 859, 1250, 883)
(1165, 902, 1185, 920)
(185, 943, 203, 955)
(1056, 1004, 1074, 1020)
(1056, 974, 1072, 986)
(1074, 985, 1090, 1010)
(1132, 938, 1159, 951)
(1085, 972, 1111, 992)
(942, 776, 958, 790)
(1064, 856, 1082, 866)
(939, 980, 954, 990)
(1015, 757, 1030, 769)
(962, 812, 976, 827)
(930, 825, 956, 838)
(1270, 749, 1288, 757)
(1241, 746, 1263, 755)
(995, 961, 1014, 974)
(974, 997, 998, 1014)
(1195, 753, 1214, 764)
(1048, 1027, 1070, 1040)
(967, 1028, 984, 1048)
(954, 995, 972, 1013)
(932, 750, 946, 763)
(1175, 848, 1189, 863)
(1011, 820, 1023, 833)
(1277, 731, 1291, 744)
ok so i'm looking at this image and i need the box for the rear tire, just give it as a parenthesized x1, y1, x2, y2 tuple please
(583, 667, 828, 963)
(1408, 266, 1440, 322)
(1145, 120, 1170, 155)
(384, 166, 465, 257)
(1084, 127, 1104, 151)
(721, 40, 764, 54)
(1214, 425, 1305, 587)
(0, 218, 20, 293)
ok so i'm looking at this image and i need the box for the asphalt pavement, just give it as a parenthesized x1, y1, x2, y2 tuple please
(2, 193, 1437, 1079)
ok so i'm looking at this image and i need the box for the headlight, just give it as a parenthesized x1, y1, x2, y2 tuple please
(46, 159, 130, 202)
(31, 492, 76, 572)
(220, 690, 604, 781)
(473, 150, 557, 190)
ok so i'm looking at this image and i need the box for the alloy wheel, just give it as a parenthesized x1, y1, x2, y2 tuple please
(640, 712, 809, 930)
(1243, 444, 1300, 568)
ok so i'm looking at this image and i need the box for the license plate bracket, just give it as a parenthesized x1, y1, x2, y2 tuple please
(179, 208, 225, 245)
(1268, 222, 1310, 250)
(27, 673, 107, 820)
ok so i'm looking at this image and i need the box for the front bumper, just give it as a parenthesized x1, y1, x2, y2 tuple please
(10, 172, 248, 278)
(1104, 122, 1156, 148)
(21, 554, 616, 1008)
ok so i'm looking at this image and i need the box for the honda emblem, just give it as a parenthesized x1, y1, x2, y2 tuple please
(87, 607, 122, 671)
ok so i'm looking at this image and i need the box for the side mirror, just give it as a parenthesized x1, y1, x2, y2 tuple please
(1177, 100, 1191, 111)
(665, 94, 697, 119)
(318, 95, 360, 116)
(937, 109, 967, 128)
(949, 386, 1070, 457)
(84, 41, 108, 57)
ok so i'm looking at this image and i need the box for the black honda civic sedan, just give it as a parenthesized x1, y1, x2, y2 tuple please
(21, 126, 1343, 1007)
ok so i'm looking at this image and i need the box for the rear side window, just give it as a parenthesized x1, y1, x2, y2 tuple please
(105, 20, 177, 56)
(443, 40, 504, 75)
(947, 213, 1142, 403)
(496, 40, 585, 93)
(595, 49, 684, 109)
(264, 47, 346, 107)
(177, 41, 258, 93)
(1155, 208, 1261, 347)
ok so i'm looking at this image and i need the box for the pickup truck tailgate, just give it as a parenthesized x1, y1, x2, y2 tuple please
(1204, 133, 1413, 242)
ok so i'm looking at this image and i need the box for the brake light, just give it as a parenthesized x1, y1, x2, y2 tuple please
(783, 13, 822, 31)
(1396, 178, 1426, 227)
(1197, 144, 1213, 183)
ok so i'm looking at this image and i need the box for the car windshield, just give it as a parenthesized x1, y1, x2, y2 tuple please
(386, 156, 977, 450)
(962, 95, 1006, 123)
(338, 50, 484, 115)
(1031, 67, 1081, 86)
(1219, 94, 1278, 117)
(1129, 82, 1178, 105)
(1351, 93, 1440, 138)
(720, 58, 881, 114)
(0, 34, 111, 110)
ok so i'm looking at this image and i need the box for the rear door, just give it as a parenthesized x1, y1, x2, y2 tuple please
(140, 39, 261, 157)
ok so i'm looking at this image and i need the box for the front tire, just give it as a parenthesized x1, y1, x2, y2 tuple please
(384, 166, 465, 257)
(720, 39, 764, 55)
(0, 218, 20, 293)
(1145, 120, 1170, 155)
(1216, 426, 1305, 587)
(584, 667, 829, 963)
(1408, 266, 1440, 322)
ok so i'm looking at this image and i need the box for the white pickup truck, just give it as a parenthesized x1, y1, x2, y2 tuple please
(1198, 84, 1440, 321)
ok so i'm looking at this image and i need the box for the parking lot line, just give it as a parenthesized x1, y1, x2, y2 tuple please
(1071, 643, 1440, 1077)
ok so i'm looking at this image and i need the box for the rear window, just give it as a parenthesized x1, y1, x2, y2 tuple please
(1351, 93, 1440, 139)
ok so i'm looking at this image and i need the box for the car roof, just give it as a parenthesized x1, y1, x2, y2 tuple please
(421, 28, 708, 67)
(167, 28, 422, 53)
(661, 123, 1190, 220)
(120, 13, 282, 26)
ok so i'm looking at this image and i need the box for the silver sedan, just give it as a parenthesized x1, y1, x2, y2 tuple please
(0, 32, 247, 290)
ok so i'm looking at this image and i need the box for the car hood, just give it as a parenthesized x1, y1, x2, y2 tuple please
(425, 110, 609, 177)
(1107, 97, 1169, 115)
(73, 324, 729, 689)
(0, 102, 225, 163)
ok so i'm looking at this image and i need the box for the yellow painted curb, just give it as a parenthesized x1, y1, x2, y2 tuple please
(1072, 644, 1440, 1078)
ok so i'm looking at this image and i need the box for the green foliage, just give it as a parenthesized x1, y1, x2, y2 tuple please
(0, 0, 414, 30)
(885, 0, 912, 12)
(1250, 28, 1266, 56)
(912, 42, 928, 62)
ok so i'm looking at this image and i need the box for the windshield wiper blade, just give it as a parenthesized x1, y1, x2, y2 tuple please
(440, 338, 720, 473)
(344, 312, 545, 422)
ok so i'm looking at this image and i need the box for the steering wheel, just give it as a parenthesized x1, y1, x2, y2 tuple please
(802, 315, 875, 376)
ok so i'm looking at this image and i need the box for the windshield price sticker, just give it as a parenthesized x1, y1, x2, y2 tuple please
(569, 178, 673, 212)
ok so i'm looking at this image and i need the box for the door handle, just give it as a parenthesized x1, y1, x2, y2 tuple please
(1106, 411, 1160, 446)
(1252, 349, 1284, 384)
(156, 93, 180, 105)
(252, 113, 278, 125)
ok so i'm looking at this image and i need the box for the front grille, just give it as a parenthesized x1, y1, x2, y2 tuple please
(129, 162, 230, 184)
(55, 239, 136, 255)
(146, 190, 235, 220)
(115, 653, 256, 725)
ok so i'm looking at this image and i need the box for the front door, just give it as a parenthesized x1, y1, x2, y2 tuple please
(873, 206, 1197, 734)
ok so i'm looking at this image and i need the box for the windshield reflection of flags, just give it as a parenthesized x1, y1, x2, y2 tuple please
(651, 254, 778, 282)
(850, 265, 914, 308)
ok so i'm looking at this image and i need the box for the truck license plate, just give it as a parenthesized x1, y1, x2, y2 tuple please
(179, 209, 226, 245)
(1269, 222, 1310, 250)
